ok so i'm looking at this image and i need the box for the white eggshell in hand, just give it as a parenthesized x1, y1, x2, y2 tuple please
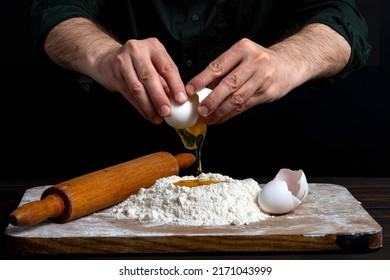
(197, 87, 212, 102)
(164, 88, 212, 129)
(164, 95, 199, 129)
(257, 180, 301, 215)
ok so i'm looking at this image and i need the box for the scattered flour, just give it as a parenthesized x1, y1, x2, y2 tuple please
(111, 172, 270, 226)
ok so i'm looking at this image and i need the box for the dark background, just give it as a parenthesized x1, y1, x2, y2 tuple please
(0, 1, 388, 179)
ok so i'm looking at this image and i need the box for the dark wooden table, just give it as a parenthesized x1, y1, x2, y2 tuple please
(1, 177, 389, 260)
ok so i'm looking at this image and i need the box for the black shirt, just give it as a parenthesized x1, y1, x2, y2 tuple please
(31, 0, 371, 86)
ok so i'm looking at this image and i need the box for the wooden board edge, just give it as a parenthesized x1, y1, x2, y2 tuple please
(5, 230, 382, 255)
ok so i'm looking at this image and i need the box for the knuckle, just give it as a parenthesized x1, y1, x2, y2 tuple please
(230, 93, 246, 112)
(148, 37, 166, 52)
(148, 37, 160, 46)
(123, 39, 139, 52)
(138, 68, 156, 82)
(208, 61, 224, 76)
(254, 51, 271, 65)
(236, 38, 251, 48)
(230, 92, 245, 106)
(128, 82, 144, 97)
(235, 103, 246, 112)
(161, 61, 178, 74)
(222, 75, 240, 91)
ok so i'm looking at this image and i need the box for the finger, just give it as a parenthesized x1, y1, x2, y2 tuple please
(203, 58, 275, 124)
(125, 40, 171, 119)
(132, 59, 171, 117)
(159, 75, 171, 96)
(198, 63, 253, 118)
(151, 46, 187, 104)
(206, 72, 276, 124)
(186, 46, 240, 95)
(205, 85, 252, 124)
(119, 53, 163, 123)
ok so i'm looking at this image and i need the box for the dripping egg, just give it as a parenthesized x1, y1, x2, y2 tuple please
(164, 88, 212, 174)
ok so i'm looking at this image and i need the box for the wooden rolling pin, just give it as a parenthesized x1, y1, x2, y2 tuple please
(9, 151, 195, 227)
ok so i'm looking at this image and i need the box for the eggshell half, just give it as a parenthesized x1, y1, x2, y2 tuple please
(257, 168, 309, 215)
(197, 87, 212, 102)
(164, 88, 212, 129)
(164, 95, 199, 129)
(257, 180, 301, 215)
(274, 168, 309, 201)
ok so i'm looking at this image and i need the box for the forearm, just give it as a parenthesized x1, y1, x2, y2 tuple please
(43, 17, 121, 80)
(269, 23, 351, 87)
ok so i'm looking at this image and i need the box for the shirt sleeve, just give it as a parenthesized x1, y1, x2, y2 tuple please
(295, 0, 371, 85)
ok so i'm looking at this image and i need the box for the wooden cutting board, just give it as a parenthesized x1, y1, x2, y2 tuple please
(5, 183, 382, 254)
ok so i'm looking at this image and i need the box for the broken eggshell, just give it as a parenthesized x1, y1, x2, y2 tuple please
(274, 168, 309, 201)
(257, 169, 309, 215)
(164, 88, 212, 129)
(164, 94, 199, 129)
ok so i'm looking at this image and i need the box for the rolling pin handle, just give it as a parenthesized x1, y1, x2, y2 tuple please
(175, 153, 196, 170)
(9, 194, 65, 226)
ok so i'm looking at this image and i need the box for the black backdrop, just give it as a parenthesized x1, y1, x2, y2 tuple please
(1, 1, 389, 179)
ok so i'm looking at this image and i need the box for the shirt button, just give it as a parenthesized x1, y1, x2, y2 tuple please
(191, 14, 199, 21)
(186, 60, 193, 67)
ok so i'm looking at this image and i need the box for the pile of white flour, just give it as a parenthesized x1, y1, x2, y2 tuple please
(110, 172, 269, 226)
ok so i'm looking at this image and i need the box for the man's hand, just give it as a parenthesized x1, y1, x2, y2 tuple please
(186, 23, 351, 124)
(44, 18, 187, 124)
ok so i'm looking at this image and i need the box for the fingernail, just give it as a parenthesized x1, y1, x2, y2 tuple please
(176, 91, 187, 103)
(160, 104, 171, 117)
(198, 105, 209, 117)
(186, 84, 195, 95)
